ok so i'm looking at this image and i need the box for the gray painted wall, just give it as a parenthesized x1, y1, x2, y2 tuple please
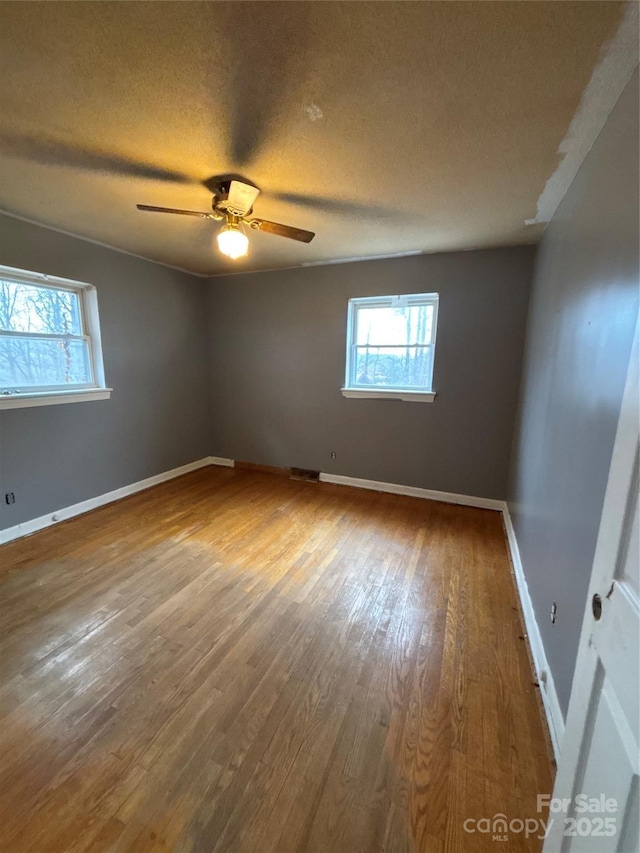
(508, 69, 639, 716)
(207, 246, 534, 500)
(0, 215, 211, 529)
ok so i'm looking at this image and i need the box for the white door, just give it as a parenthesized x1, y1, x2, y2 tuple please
(544, 324, 639, 853)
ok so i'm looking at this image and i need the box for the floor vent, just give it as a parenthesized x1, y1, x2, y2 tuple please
(290, 467, 320, 482)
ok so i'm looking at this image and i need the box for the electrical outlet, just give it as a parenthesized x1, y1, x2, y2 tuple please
(5, 492, 15, 505)
(330, 451, 337, 459)
(550, 602, 557, 624)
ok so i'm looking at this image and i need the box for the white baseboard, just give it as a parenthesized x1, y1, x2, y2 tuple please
(502, 504, 565, 761)
(1, 453, 561, 763)
(208, 456, 235, 468)
(1, 459, 492, 544)
(318, 472, 564, 758)
(0, 456, 234, 545)
(318, 472, 504, 511)
(316, 469, 565, 755)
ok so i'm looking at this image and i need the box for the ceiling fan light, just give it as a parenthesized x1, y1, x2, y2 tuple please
(217, 224, 249, 259)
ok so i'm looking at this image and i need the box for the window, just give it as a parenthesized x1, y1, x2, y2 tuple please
(343, 292, 438, 402)
(0, 265, 110, 409)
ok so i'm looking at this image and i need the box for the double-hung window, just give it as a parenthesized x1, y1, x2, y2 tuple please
(343, 292, 439, 402)
(0, 265, 110, 409)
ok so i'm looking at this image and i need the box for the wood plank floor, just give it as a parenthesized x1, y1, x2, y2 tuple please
(0, 466, 553, 852)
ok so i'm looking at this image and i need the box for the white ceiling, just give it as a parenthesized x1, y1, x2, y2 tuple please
(0, 1, 633, 275)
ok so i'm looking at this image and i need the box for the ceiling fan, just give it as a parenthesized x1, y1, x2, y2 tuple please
(137, 179, 315, 259)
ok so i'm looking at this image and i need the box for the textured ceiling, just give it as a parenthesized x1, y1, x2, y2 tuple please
(0, 1, 628, 275)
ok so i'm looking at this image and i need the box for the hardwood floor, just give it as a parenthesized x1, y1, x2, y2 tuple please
(0, 466, 553, 852)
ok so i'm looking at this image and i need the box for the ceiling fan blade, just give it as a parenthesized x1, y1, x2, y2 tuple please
(249, 219, 315, 243)
(137, 204, 213, 218)
(0, 131, 194, 184)
(227, 180, 261, 215)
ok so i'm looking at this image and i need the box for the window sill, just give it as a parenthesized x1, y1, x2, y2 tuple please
(0, 388, 112, 410)
(341, 388, 436, 403)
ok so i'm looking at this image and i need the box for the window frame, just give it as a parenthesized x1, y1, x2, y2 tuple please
(342, 292, 439, 402)
(0, 265, 111, 409)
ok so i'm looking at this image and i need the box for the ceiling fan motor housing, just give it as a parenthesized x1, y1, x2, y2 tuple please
(212, 180, 254, 217)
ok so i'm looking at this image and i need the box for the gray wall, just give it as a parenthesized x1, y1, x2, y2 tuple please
(207, 246, 534, 500)
(508, 70, 639, 716)
(0, 215, 211, 529)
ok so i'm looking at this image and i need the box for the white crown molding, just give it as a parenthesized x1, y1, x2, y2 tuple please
(0, 208, 210, 278)
(302, 250, 423, 267)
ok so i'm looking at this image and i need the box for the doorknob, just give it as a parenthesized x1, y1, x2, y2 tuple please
(592, 593, 603, 621)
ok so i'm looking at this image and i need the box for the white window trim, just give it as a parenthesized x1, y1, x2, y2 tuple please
(343, 292, 439, 402)
(0, 387, 113, 410)
(341, 387, 436, 403)
(0, 264, 111, 409)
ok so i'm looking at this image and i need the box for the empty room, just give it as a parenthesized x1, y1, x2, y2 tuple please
(0, 2, 638, 852)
